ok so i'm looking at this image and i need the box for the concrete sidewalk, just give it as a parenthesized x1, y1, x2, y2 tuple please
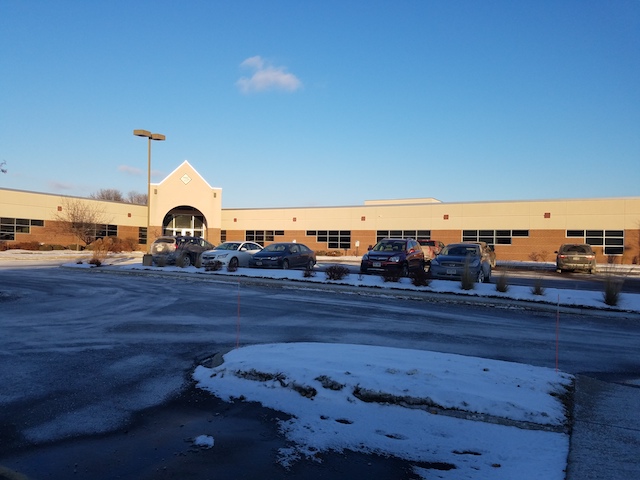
(567, 375, 640, 479)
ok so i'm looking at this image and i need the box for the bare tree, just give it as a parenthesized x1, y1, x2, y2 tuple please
(89, 188, 147, 205)
(54, 197, 111, 246)
(126, 190, 147, 205)
(0, 160, 6, 174)
(90, 188, 124, 202)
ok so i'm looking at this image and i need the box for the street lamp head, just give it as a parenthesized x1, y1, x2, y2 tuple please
(151, 133, 166, 141)
(133, 129, 152, 138)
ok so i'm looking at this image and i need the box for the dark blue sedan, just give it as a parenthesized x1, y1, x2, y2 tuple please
(250, 242, 316, 270)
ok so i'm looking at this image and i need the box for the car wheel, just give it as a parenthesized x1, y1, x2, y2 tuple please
(282, 259, 290, 269)
(229, 257, 239, 270)
(477, 269, 485, 283)
(306, 259, 314, 270)
(401, 263, 409, 277)
(182, 254, 192, 267)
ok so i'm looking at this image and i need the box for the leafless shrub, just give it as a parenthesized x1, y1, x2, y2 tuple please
(90, 237, 113, 266)
(601, 263, 628, 307)
(409, 269, 431, 287)
(602, 276, 623, 306)
(495, 270, 510, 293)
(460, 257, 475, 290)
(531, 277, 546, 296)
(205, 260, 223, 271)
(325, 265, 350, 281)
(226, 260, 238, 272)
(381, 270, 402, 282)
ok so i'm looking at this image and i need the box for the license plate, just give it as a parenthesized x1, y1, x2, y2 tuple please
(373, 262, 381, 267)
(447, 268, 457, 275)
(572, 256, 580, 261)
(256, 261, 262, 265)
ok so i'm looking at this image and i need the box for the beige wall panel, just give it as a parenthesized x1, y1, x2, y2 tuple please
(152, 161, 222, 231)
(0, 189, 146, 227)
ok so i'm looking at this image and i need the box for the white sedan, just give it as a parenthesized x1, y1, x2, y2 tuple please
(201, 241, 263, 269)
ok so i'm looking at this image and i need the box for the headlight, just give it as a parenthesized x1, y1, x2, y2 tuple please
(362, 254, 369, 261)
(218, 253, 228, 258)
(389, 255, 401, 262)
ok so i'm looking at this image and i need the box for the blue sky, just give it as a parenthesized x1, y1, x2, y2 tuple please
(1, 0, 638, 208)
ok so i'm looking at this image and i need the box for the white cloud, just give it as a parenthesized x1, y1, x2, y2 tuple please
(118, 165, 143, 176)
(237, 55, 302, 93)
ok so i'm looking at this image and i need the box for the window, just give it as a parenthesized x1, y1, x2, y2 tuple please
(462, 230, 529, 246)
(221, 230, 227, 242)
(308, 230, 351, 249)
(566, 230, 624, 255)
(95, 224, 118, 240)
(0, 217, 45, 240)
(245, 230, 285, 246)
(138, 227, 147, 245)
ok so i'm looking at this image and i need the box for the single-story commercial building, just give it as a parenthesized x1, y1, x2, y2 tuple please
(2, 161, 639, 264)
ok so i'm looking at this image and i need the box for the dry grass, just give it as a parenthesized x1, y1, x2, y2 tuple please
(495, 270, 510, 293)
(460, 257, 475, 290)
(530, 277, 546, 296)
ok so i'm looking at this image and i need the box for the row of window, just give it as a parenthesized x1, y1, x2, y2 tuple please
(307, 230, 351, 249)
(462, 229, 529, 245)
(567, 230, 624, 255)
(2, 222, 627, 255)
(0, 217, 44, 241)
(245, 230, 285, 244)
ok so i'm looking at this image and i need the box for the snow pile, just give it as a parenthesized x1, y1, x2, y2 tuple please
(194, 343, 573, 479)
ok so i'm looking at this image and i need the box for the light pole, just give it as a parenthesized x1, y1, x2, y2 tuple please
(133, 129, 165, 250)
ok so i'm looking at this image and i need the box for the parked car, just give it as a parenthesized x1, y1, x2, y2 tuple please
(465, 241, 497, 268)
(555, 244, 596, 273)
(360, 238, 425, 276)
(150, 235, 214, 267)
(250, 242, 316, 269)
(201, 241, 263, 269)
(429, 243, 491, 283)
(418, 239, 445, 264)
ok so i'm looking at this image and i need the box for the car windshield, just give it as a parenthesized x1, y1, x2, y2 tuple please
(214, 242, 241, 251)
(262, 244, 288, 253)
(373, 241, 405, 252)
(561, 245, 592, 254)
(442, 245, 479, 256)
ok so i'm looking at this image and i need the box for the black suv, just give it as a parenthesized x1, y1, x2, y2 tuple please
(360, 238, 425, 276)
(150, 235, 215, 267)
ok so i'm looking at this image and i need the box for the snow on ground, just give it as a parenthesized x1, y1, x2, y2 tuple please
(120, 257, 640, 313)
(3, 250, 638, 478)
(194, 343, 573, 479)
